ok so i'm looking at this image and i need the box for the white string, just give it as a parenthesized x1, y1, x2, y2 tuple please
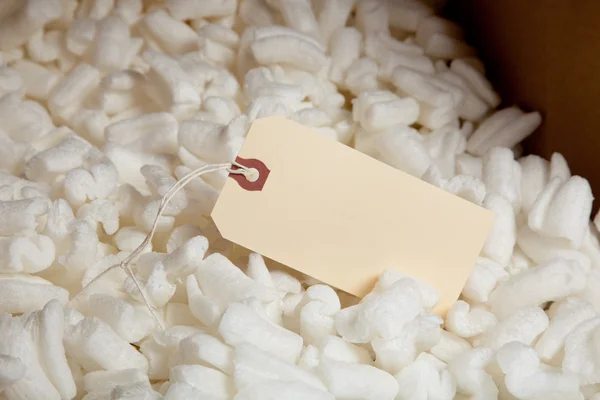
(70, 161, 256, 331)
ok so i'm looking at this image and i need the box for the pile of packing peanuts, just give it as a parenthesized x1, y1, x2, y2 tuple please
(0, 0, 599, 399)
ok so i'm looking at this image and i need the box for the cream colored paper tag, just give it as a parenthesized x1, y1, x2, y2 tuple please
(212, 116, 494, 314)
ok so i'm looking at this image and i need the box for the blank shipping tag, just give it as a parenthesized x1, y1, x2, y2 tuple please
(212, 116, 494, 314)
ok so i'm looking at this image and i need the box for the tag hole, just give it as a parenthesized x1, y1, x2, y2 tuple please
(245, 168, 259, 182)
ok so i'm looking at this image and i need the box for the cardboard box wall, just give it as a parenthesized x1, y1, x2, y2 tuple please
(444, 0, 600, 210)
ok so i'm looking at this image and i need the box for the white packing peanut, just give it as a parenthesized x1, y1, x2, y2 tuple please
(318, 0, 356, 45)
(379, 51, 436, 79)
(65, 17, 96, 56)
(177, 332, 233, 375)
(299, 284, 341, 345)
(0, 274, 68, 314)
(63, 149, 118, 207)
(26, 29, 62, 64)
(0, 93, 55, 142)
(481, 194, 517, 267)
(371, 313, 443, 374)
(164, 302, 198, 328)
(0, 0, 63, 51)
(551, 151, 571, 181)
(173, 165, 220, 216)
(178, 119, 245, 164)
(85, 294, 155, 343)
(25, 136, 92, 183)
(65, 316, 149, 372)
(365, 32, 424, 63)
(319, 335, 373, 364)
(516, 226, 591, 271)
(447, 347, 498, 399)
(0, 234, 55, 274)
(93, 15, 142, 73)
(11, 60, 61, 101)
(394, 353, 456, 400)
(462, 257, 509, 304)
(415, 16, 464, 49)
(103, 142, 171, 193)
(445, 300, 498, 339)
(392, 67, 453, 108)
(482, 147, 522, 213)
(467, 106, 523, 155)
(474, 307, 549, 349)
(139, 326, 204, 381)
(278, 0, 319, 38)
(0, 196, 49, 236)
(0, 312, 62, 399)
(328, 27, 362, 85)
(114, 0, 142, 25)
(451, 58, 501, 108)
(355, 0, 389, 36)
(142, 50, 201, 116)
(352, 90, 420, 132)
(0, 355, 25, 393)
(123, 257, 176, 308)
(197, 24, 240, 49)
(335, 278, 424, 343)
(519, 154, 550, 214)
(233, 342, 327, 391)
(48, 63, 101, 122)
(417, 103, 459, 131)
(195, 253, 279, 309)
(370, 270, 440, 311)
(70, 109, 111, 145)
(319, 357, 399, 400)
(388, 0, 433, 32)
(430, 330, 472, 364)
(219, 302, 304, 363)
(562, 317, 600, 384)
(250, 31, 328, 73)
(23, 300, 77, 399)
(200, 96, 242, 124)
(438, 70, 490, 121)
(0, 67, 24, 98)
(535, 298, 596, 363)
(169, 364, 234, 399)
(106, 112, 179, 154)
(528, 176, 594, 248)
(497, 342, 582, 399)
(141, 9, 199, 55)
(76, 199, 120, 235)
(84, 369, 150, 396)
(58, 220, 101, 279)
(238, 0, 277, 28)
(470, 108, 542, 156)
(345, 57, 380, 96)
(374, 125, 434, 177)
(488, 258, 586, 319)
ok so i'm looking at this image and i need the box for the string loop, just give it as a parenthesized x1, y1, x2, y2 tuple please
(71, 161, 255, 330)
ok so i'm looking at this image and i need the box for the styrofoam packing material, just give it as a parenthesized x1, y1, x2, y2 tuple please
(488, 258, 587, 319)
(496, 341, 581, 399)
(528, 175, 594, 247)
(395, 353, 456, 400)
(0, 93, 55, 142)
(0, 1, 599, 399)
(0, 0, 63, 51)
(327, 27, 362, 85)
